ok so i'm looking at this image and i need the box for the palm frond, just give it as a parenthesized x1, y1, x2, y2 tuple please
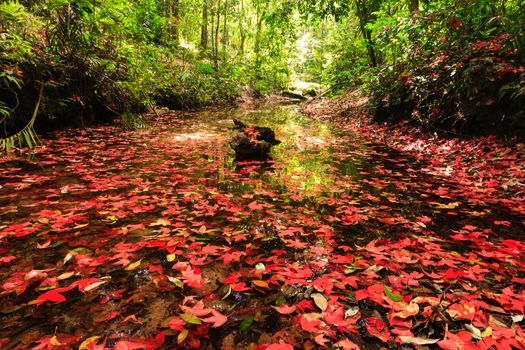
(0, 82, 43, 153)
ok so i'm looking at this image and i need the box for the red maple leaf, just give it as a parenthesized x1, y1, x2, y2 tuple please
(437, 331, 478, 350)
(272, 304, 297, 315)
(201, 310, 228, 327)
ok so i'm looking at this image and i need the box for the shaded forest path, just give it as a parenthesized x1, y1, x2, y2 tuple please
(1, 104, 524, 349)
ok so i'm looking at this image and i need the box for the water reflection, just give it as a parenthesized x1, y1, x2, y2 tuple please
(186, 105, 360, 199)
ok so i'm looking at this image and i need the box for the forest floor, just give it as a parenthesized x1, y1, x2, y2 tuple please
(0, 95, 524, 350)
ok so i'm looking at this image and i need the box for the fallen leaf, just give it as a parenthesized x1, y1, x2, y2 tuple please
(399, 336, 439, 345)
(272, 304, 297, 315)
(177, 329, 189, 344)
(180, 313, 202, 325)
(125, 260, 142, 271)
(79, 336, 101, 350)
(311, 293, 328, 311)
(201, 310, 228, 327)
(252, 280, 269, 288)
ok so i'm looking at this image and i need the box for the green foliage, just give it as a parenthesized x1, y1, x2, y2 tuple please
(2, 0, 524, 149)
(0, 0, 246, 152)
(361, 0, 525, 134)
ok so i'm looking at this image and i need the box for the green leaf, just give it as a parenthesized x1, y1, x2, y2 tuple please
(239, 315, 253, 335)
(384, 286, 403, 302)
(52, 241, 64, 248)
(180, 313, 202, 325)
(275, 295, 286, 306)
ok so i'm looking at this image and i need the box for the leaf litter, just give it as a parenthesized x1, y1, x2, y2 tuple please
(0, 105, 524, 349)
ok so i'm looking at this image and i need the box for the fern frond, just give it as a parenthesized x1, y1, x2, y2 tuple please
(1, 82, 43, 153)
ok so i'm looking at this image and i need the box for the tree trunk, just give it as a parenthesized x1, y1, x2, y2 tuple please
(239, 0, 245, 56)
(354, 0, 378, 67)
(172, 0, 180, 45)
(200, 0, 208, 52)
(214, 0, 221, 68)
(222, 0, 228, 61)
(408, 0, 419, 13)
(254, 0, 269, 69)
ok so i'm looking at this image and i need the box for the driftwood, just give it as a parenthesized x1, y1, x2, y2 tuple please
(230, 119, 281, 160)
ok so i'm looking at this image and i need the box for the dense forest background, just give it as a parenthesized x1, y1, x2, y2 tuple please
(1, 0, 525, 150)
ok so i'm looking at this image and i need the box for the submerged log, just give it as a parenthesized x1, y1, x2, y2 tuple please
(230, 119, 281, 160)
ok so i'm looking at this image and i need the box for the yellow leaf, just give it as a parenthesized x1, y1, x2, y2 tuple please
(167, 276, 184, 288)
(481, 326, 493, 338)
(433, 202, 460, 209)
(84, 281, 106, 292)
(166, 254, 176, 262)
(125, 259, 142, 271)
(311, 293, 328, 311)
(149, 218, 171, 227)
(57, 272, 75, 280)
(50, 336, 62, 346)
(177, 329, 189, 344)
(79, 336, 101, 350)
(252, 280, 269, 288)
(74, 223, 89, 229)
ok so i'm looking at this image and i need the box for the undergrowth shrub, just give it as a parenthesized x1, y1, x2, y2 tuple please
(367, 1, 525, 137)
(370, 36, 525, 136)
